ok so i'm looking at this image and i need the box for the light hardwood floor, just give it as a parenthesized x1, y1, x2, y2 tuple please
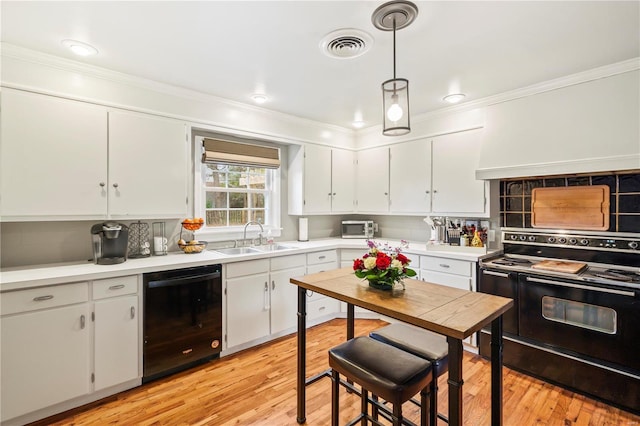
(37, 319, 639, 425)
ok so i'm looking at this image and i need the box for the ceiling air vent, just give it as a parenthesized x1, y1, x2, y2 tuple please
(320, 29, 373, 59)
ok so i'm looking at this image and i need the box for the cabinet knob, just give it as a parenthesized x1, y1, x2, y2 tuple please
(113, 183, 119, 188)
(384, 192, 388, 196)
(433, 190, 438, 194)
(328, 193, 332, 196)
(80, 314, 86, 329)
(333, 193, 336, 196)
(425, 190, 430, 194)
(99, 182, 106, 187)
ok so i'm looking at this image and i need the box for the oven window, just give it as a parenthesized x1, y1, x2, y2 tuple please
(541, 296, 617, 334)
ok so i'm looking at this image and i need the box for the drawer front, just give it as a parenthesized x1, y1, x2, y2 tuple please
(404, 252, 420, 268)
(307, 250, 337, 265)
(226, 259, 270, 278)
(421, 270, 472, 291)
(93, 275, 138, 300)
(271, 253, 306, 271)
(340, 249, 365, 262)
(1, 282, 89, 316)
(307, 297, 340, 321)
(421, 256, 472, 277)
(306, 262, 337, 275)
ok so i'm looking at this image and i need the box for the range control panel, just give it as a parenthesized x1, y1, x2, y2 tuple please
(503, 231, 640, 252)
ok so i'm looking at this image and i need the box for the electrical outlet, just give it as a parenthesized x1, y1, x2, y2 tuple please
(488, 230, 496, 242)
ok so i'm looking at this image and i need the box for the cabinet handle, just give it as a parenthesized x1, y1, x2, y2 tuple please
(264, 282, 270, 310)
(80, 314, 86, 329)
(130, 306, 135, 319)
(33, 295, 54, 302)
(319, 306, 326, 311)
(99, 182, 106, 187)
(113, 183, 119, 188)
(272, 280, 275, 290)
(439, 263, 451, 268)
(109, 284, 125, 290)
(318, 255, 326, 260)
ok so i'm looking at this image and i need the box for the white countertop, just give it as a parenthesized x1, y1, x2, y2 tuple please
(0, 238, 497, 291)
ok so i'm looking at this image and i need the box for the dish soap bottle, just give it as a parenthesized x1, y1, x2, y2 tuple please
(471, 230, 483, 248)
(266, 229, 274, 249)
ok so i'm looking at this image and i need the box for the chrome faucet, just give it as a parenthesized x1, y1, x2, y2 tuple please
(243, 221, 264, 246)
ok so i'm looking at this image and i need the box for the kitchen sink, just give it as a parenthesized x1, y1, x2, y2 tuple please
(213, 247, 262, 255)
(253, 244, 296, 252)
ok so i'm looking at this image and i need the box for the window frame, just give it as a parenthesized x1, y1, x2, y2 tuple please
(193, 136, 281, 241)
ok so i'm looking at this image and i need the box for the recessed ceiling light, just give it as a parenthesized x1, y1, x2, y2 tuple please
(61, 39, 98, 56)
(352, 120, 365, 129)
(443, 93, 466, 104)
(251, 94, 268, 104)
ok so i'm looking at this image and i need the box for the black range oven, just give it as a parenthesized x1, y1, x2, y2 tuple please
(479, 229, 640, 414)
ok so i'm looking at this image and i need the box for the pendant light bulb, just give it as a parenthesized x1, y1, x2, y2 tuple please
(386, 94, 404, 122)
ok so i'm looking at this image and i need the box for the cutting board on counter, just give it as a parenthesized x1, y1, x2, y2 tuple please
(531, 185, 610, 230)
(531, 260, 587, 274)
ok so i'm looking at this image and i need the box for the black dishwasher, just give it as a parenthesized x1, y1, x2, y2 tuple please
(143, 264, 222, 383)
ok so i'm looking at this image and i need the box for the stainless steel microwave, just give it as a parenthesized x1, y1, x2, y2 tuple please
(341, 220, 375, 239)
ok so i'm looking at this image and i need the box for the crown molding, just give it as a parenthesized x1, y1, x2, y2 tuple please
(0, 43, 354, 136)
(361, 57, 640, 133)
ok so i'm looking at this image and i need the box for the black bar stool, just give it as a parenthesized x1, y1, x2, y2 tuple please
(370, 323, 449, 426)
(328, 336, 433, 426)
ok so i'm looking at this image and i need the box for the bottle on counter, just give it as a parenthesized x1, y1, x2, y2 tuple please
(471, 230, 484, 248)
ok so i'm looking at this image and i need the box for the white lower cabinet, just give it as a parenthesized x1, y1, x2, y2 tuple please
(270, 255, 306, 335)
(225, 254, 309, 349)
(0, 276, 141, 424)
(1, 298, 91, 421)
(93, 276, 139, 391)
(305, 250, 341, 321)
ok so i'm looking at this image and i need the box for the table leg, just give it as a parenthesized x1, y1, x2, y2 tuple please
(490, 316, 504, 426)
(446, 337, 463, 426)
(297, 287, 307, 424)
(347, 303, 355, 340)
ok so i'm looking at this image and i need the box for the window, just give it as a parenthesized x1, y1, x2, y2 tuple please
(194, 135, 281, 239)
(203, 164, 273, 227)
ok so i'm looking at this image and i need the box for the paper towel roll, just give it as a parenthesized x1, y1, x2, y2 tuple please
(298, 217, 309, 241)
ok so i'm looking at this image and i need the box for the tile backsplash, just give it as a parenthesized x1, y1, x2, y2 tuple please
(499, 171, 640, 232)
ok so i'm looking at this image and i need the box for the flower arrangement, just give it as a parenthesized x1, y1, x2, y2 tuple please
(352, 240, 417, 290)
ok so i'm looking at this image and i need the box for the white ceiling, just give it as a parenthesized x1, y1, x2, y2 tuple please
(2, 1, 639, 130)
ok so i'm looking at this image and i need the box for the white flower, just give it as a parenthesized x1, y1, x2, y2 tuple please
(364, 257, 377, 270)
(391, 259, 403, 270)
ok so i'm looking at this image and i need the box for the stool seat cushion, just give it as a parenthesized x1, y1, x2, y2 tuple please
(329, 336, 432, 403)
(370, 323, 449, 377)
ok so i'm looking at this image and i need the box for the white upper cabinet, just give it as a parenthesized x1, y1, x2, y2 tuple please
(356, 146, 389, 213)
(331, 148, 356, 213)
(389, 139, 431, 213)
(288, 144, 355, 215)
(0, 89, 188, 221)
(0, 88, 108, 220)
(432, 129, 487, 215)
(108, 110, 188, 218)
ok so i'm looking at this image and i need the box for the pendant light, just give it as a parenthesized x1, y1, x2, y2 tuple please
(372, 1, 418, 136)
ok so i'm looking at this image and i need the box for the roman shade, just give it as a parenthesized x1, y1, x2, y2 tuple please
(202, 138, 280, 169)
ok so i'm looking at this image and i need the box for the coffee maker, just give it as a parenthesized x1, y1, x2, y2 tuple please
(91, 222, 129, 265)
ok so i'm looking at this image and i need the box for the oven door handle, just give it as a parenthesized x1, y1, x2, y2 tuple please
(147, 272, 221, 289)
(525, 276, 636, 297)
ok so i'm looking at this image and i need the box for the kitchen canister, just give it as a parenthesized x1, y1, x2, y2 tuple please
(152, 222, 168, 255)
(298, 217, 309, 241)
